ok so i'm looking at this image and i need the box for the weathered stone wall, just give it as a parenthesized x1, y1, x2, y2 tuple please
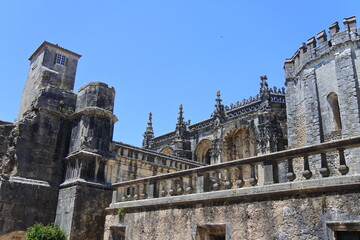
(14, 111, 73, 184)
(56, 184, 112, 240)
(0, 178, 58, 235)
(104, 189, 360, 240)
(69, 82, 116, 154)
(0, 122, 15, 171)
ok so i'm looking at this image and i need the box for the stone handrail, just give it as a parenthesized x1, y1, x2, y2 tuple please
(111, 136, 360, 202)
(113, 141, 204, 169)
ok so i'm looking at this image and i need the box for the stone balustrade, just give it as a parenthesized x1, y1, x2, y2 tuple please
(111, 136, 360, 203)
(113, 141, 204, 170)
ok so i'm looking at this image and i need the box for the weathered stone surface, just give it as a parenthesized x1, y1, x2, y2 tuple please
(0, 178, 58, 236)
(56, 184, 112, 240)
(105, 189, 360, 240)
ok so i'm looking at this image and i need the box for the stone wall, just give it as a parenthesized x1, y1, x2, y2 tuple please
(56, 183, 112, 240)
(104, 188, 360, 240)
(0, 178, 58, 235)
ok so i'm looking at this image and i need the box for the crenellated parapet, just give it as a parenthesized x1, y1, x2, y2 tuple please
(284, 16, 359, 81)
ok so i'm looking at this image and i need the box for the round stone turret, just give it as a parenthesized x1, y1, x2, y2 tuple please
(284, 16, 360, 148)
(69, 82, 117, 154)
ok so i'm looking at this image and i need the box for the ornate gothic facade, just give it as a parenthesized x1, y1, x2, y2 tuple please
(1, 16, 360, 240)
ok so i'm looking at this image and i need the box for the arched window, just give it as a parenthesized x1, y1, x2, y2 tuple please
(327, 92, 342, 131)
(160, 146, 174, 155)
(195, 139, 212, 164)
(224, 126, 257, 161)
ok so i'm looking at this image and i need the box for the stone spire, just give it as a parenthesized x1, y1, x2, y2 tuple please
(213, 90, 226, 124)
(174, 104, 191, 159)
(146, 112, 154, 134)
(259, 75, 271, 111)
(142, 112, 154, 148)
(215, 90, 222, 109)
(177, 104, 184, 128)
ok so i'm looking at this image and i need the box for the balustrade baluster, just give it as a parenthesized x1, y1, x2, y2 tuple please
(133, 185, 139, 200)
(160, 181, 168, 197)
(319, 153, 330, 177)
(302, 155, 313, 179)
(248, 165, 257, 186)
(212, 171, 221, 190)
(177, 178, 184, 195)
(286, 158, 296, 181)
(236, 167, 244, 187)
(185, 175, 194, 193)
(338, 149, 349, 175)
(140, 183, 147, 199)
(169, 179, 176, 196)
(224, 169, 233, 189)
(121, 189, 127, 201)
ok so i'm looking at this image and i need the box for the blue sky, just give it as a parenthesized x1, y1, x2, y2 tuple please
(1, 1, 359, 146)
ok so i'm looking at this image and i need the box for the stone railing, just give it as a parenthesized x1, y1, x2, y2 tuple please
(150, 132, 176, 144)
(188, 118, 214, 131)
(113, 142, 204, 170)
(111, 136, 360, 203)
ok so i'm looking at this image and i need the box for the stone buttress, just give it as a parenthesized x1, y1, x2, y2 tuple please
(55, 81, 117, 240)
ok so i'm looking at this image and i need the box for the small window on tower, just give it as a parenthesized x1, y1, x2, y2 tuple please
(56, 54, 66, 65)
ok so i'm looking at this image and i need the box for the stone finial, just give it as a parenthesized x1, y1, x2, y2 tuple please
(177, 104, 184, 126)
(343, 16, 357, 31)
(146, 112, 154, 133)
(329, 21, 340, 37)
(316, 30, 327, 43)
(306, 37, 316, 48)
(213, 90, 226, 121)
(260, 75, 268, 94)
(142, 112, 154, 148)
(215, 90, 222, 107)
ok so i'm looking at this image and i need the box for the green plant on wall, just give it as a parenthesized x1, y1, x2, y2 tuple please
(25, 223, 67, 240)
(117, 207, 126, 219)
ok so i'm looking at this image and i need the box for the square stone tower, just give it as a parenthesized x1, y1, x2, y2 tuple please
(18, 41, 81, 120)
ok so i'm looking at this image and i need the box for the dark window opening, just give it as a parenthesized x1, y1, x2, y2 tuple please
(56, 54, 66, 65)
(327, 92, 342, 131)
(109, 226, 125, 240)
(336, 231, 360, 240)
(196, 224, 226, 240)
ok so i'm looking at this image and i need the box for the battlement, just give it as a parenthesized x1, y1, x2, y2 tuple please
(284, 16, 359, 81)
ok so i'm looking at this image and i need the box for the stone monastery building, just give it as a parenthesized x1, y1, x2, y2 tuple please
(1, 16, 360, 240)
